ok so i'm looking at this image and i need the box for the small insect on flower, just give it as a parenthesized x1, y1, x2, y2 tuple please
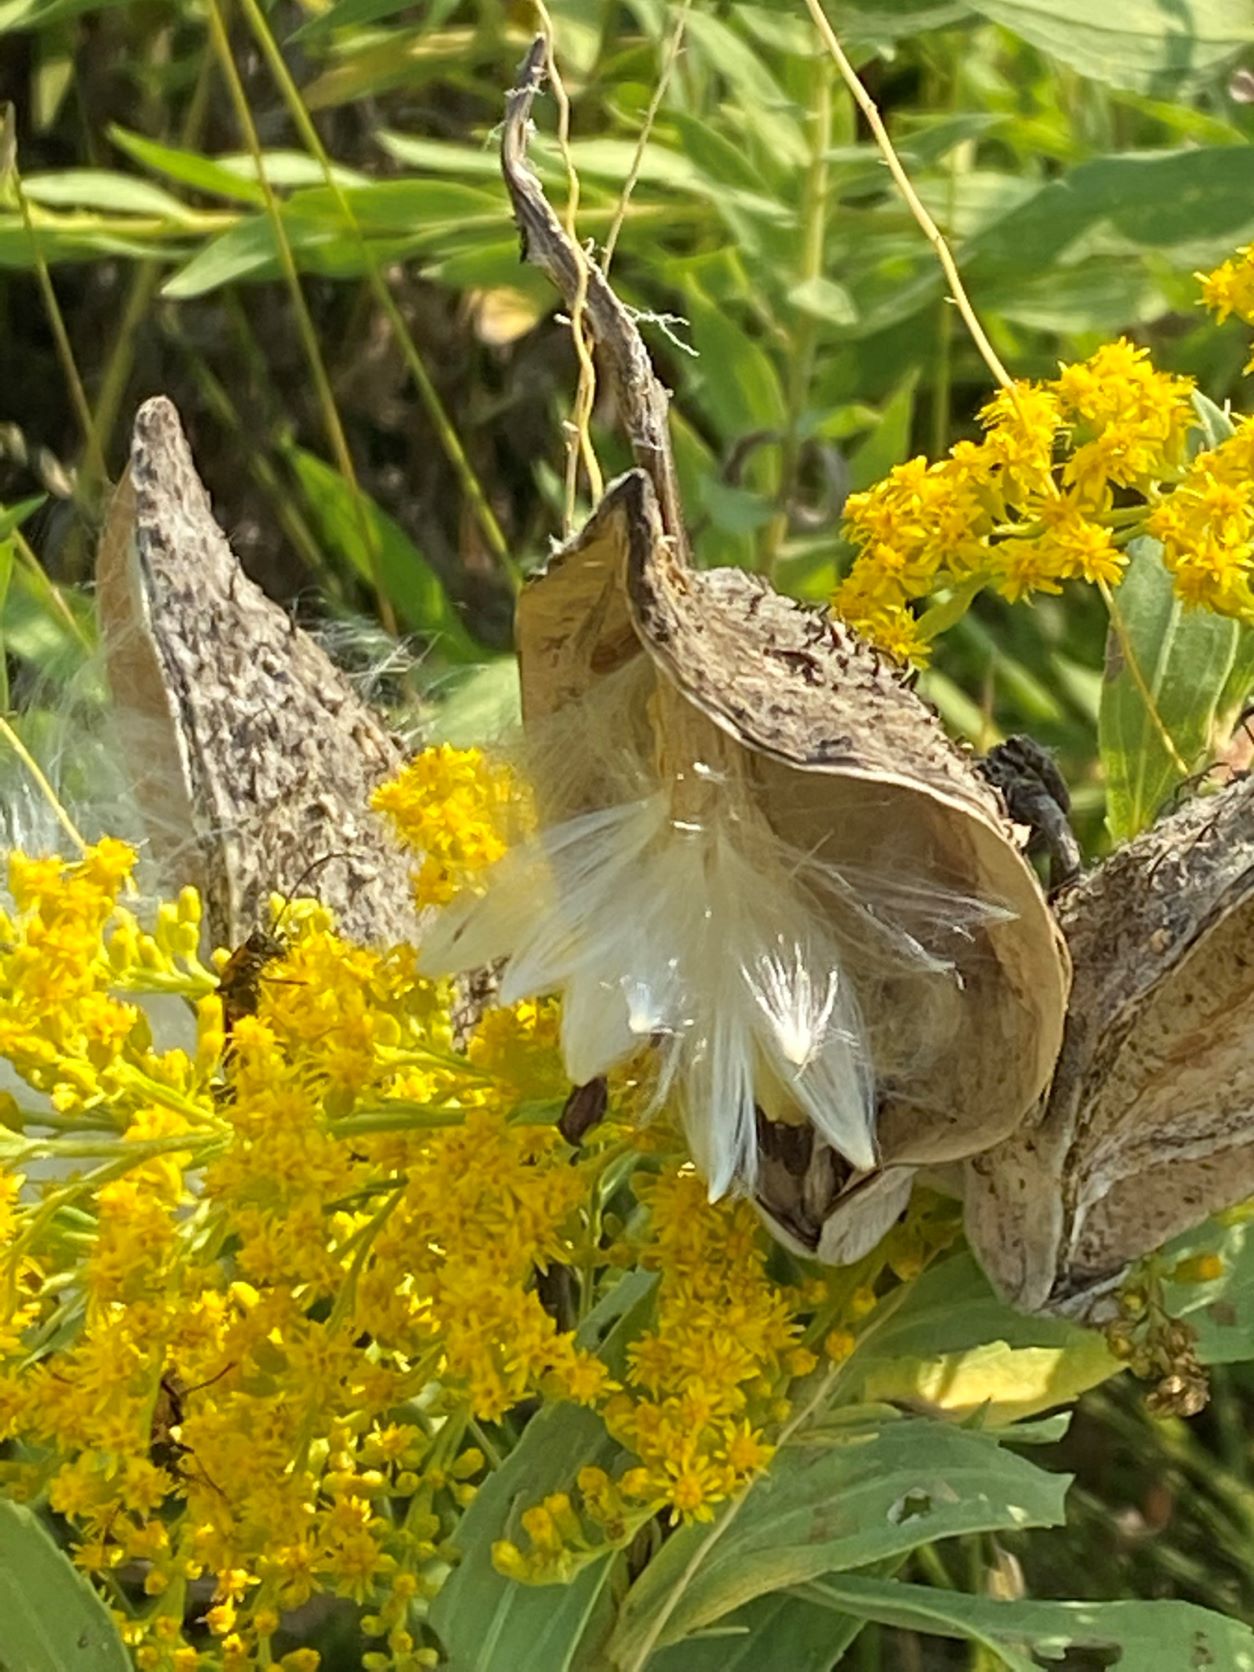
(217, 852, 352, 1032)
(148, 1363, 233, 1494)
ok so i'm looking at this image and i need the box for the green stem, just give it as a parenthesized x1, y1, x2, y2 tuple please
(203, 0, 398, 633)
(233, 0, 520, 593)
(327, 1104, 470, 1135)
(10, 166, 108, 488)
(929, 43, 961, 459)
(88, 43, 218, 481)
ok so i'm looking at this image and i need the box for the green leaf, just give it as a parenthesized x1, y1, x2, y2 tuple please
(697, 475, 775, 537)
(841, 0, 973, 46)
(1099, 537, 1239, 840)
(291, 0, 456, 42)
(1164, 1219, 1254, 1366)
(0, 1499, 129, 1670)
(109, 126, 266, 204)
(991, 259, 1165, 335)
(0, 537, 13, 710)
(0, 493, 46, 539)
(162, 176, 504, 296)
(430, 1273, 657, 1672)
(379, 132, 535, 180)
(21, 169, 192, 217)
(537, 0, 607, 75)
(648, 1591, 862, 1672)
(1192, 387, 1237, 452)
(733, 3, 823, 58)
(684, 286, 787, 445)
(606, 1413, 1069, 1664)
(798, 1573, 1254, 1671)
(1216, 624, 1254, 727)
(292, 178, 503, 232)
(3, 560, 95, 677)
(966, 147, 1254, 287)
(787, 275, 859, 327)
(683, 11, 798, 115)
(284, 446, 487, 661)
(849, 1255, 1087, 1364)
(0, 0, 130, 29)
(212, 151, 371, 190)
(160, 216, 302, 296)
(846, 374, 918, 494)
(842, 1253, 1117, 1422)
(434, 1409, 618, 1672)
(963, 0, 1247, 94)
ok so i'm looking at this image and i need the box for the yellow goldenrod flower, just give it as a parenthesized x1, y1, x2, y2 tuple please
(370, 745, 520, 909)
(1147, 416, 1254, 621)
(831, 337, 1213, 658)
(1201, 244, 1254, 367)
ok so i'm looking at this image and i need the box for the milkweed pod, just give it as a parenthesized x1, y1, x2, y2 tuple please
(424, 470, 1071, 1220)
(966, 770, 1254, 1316)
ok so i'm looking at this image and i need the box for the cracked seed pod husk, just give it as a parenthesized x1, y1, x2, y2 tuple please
(95, 396, 417, 951)
(965, 770, 1254, 1317)
(419, 469, 1071, 1224)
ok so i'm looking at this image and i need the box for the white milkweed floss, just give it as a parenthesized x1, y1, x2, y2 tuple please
(419, 37, 1072, 1261)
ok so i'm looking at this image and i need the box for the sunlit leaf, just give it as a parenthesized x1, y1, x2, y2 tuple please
(607, 1412, 1069, 1663)
(843, 1254, 1119, 1421)
(21, 169, 192, 217)
(1100, 537, 1238, 840)
(109, 126, 267, 205)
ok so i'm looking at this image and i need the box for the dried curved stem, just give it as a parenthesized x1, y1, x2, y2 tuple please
(501, 37, 690, 560)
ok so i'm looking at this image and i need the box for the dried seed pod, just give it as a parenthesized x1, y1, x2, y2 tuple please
(498, 469, 1071, 1213)
(417, 37, 1068, 1224)
(965, 772, 1254, 1316)
(95, 397, 416, 951)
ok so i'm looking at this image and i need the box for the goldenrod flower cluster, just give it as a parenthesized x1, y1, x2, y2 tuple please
(602, 1170, 812, 1521)
(0, 750, 928, 1669)
(833, 339, 1196, 663)
(0, 826, 604, 1670)
(1146, 417, 1254, 618)
(1200, 244, 1254, 368)
(371, 744, 517, 909)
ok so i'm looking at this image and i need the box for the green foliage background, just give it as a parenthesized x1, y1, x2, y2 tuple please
(4, 1, 1254, 1667)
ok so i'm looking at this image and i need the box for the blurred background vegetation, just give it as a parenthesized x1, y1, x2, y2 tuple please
(3, 0, 1254, 1662)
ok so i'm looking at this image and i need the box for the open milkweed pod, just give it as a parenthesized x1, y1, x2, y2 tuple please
(420, 466, 1071, 1221)
(421, 37, 1069, 1237)
(965, 771, 1254, 1318)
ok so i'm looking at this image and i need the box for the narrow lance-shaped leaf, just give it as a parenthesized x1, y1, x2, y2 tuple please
(285, 445, 488, 662)
(1099, 536, 1238, 841)
(605, 1411, 1070, 1666)
(798, 1572, 1254, 1672)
